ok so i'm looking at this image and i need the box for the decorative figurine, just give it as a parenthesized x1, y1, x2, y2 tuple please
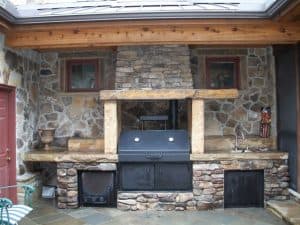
(260, 107, 271, 138)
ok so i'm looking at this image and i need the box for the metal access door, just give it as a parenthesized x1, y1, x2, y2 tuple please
(156, 163, 192, 190)
(120, 163, 192, 191)
(120, 163, 155, 190)
(224, 170, 264, 208)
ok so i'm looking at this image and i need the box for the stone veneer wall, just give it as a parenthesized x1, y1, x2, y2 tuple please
(116, 45, 192, 130)
(117, 159, 289, 211)
(115, 45, 193, 89)
(57, 162, 117, 209)
(38, 51, 115, 144)
(117, 46, 277, 136)
(0, 35, 41, 177)
(37, 46, 277, 137)
(190, 48, 276, 136)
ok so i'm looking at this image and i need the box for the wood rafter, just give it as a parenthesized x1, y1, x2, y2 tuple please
(4, 19, 300, 50)
(0, 18, 11, 34)
(275, 0, 300, 22)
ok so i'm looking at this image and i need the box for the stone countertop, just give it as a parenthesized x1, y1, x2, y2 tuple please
(23, 148, 287, 163)
(190, 151, 288, 161)
(22, 148, 118, 163)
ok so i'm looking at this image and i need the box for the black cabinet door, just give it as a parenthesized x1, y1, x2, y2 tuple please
(120, 163, 155, 190)
(224, 170, 264, 208)
(156, 163, 192, 190)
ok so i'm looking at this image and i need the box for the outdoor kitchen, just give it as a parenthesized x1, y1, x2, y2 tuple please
(20, 45, 289, 211)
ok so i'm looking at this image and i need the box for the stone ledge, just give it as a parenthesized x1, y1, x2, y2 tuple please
(205, 136, 276, 152)
(22, 150, 118, 162)
(191, 152, 288, 161)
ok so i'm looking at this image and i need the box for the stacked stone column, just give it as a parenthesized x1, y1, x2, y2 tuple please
(57, 163, 78, 208)
(57, 162, 117, 209)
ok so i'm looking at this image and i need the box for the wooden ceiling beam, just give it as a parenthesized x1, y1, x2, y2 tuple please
(5, 19, 300, 50)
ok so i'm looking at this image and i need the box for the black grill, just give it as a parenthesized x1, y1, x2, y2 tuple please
(118, 130, 191, 191)
(118, 130, 190, 162)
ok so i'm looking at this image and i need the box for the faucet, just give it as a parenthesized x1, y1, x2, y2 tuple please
(233, 125, 248, 152)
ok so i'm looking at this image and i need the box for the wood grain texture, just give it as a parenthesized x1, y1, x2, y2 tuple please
(22, 149, 117, 162)
(104, 100, 118, 154)
(276, 0, 300, 22)
(68, 138, 104, 151)
(100, 89, 239, 100)
(190, 152, 288, 161)
(5, 19, 300, 49)
(191, 99, 204, 154)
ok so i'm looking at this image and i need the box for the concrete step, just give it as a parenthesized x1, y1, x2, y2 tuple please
(267, 200, 300, 225)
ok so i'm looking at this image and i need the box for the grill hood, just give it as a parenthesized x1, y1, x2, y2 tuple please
(118, 130, 190, 162)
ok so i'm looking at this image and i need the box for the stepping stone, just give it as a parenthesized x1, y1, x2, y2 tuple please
(267, 200, 300, 225)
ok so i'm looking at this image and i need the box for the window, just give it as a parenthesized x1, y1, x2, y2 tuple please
(206, 57, 240, 89)
(66, 59, 100, 92)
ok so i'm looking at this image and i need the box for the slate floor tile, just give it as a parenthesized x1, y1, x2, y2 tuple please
(80, 213, 112, 225)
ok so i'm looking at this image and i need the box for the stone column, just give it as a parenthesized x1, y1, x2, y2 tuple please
(57, 163, 78, 209)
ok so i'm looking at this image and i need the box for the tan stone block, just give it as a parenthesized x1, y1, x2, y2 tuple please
(68, 138, 104, 152)
(67, 191, 78, 197)
(176, 193, 193, 203)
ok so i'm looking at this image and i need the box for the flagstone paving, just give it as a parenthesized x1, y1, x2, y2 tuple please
(267, 200, 300, 225)
(19, 199, 287, 225)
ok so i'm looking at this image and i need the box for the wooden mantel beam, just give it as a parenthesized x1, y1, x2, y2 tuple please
(100, 89, 239, 101)
(5, 19, 300, 50)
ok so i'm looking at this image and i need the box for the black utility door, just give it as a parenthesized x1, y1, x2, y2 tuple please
(224, 170, 264, 208)
(120, 163, 155, 190)
(156, 163, 192, 190)
(274, 45, 299, 190)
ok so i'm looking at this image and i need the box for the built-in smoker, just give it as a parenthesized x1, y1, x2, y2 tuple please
(118, 129, 192, 191)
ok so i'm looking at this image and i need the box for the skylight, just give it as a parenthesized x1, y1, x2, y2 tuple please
(0, 0, 289, 24)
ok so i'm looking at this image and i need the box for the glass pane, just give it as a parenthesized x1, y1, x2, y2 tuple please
(208, 62, 235, 88)
(70, 63, 96, 89)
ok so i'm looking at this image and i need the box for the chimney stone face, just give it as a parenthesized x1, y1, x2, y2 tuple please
(115, 45, 193, 90)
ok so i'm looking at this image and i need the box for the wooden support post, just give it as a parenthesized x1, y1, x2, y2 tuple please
(117, 101, 122, 136)
(104, 100, 118, 154)
(191, 99, 205, 154)
(187, 99, 192, 136)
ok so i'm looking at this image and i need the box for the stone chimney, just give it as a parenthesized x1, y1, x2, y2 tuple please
(115, 45, 193, 89)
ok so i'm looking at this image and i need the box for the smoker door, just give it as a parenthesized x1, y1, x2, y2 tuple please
(79, 171, 115, 206)
(156, 163, 192, 190)
(120, 164, 155, 190)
